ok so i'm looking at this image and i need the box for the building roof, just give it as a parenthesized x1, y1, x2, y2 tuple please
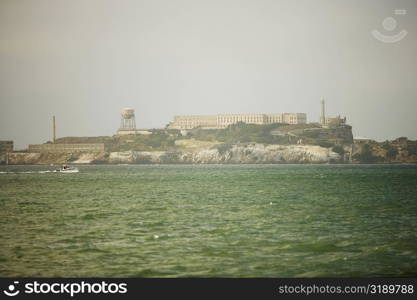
(354, 136, 373, 140)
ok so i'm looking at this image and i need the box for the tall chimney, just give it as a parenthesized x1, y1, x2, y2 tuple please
(53, 115, 56, 142)
(320, 98, 326, 126)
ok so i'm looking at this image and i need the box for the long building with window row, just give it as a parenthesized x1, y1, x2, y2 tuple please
(167, 113, 307, 130)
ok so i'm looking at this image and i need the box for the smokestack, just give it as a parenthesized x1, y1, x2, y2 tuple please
(320, 98, 326, 125)
(53, 116, 56, 143)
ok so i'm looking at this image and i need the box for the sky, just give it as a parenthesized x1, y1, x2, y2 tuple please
(0, 0, 416, 149)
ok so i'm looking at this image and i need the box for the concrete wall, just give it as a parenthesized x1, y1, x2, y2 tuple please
(0, 140, 13, 153)
(28, 143, 105, 153)
(117, 130, 152, 135)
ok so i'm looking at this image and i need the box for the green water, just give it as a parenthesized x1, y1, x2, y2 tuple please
(0, 164, 416, 277)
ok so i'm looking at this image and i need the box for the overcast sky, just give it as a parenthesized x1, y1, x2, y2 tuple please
(1, 0, 416, 149)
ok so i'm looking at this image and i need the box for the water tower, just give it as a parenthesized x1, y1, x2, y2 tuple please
(120, 108, 136, 130)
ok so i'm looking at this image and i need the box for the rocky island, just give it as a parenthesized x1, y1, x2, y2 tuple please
(2, 122, 416, 165)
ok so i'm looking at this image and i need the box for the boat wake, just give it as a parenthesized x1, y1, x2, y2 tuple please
(0, 169, 79, 174)
(0, 170, 54, 174)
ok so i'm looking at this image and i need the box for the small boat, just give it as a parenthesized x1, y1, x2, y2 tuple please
(54, 165, 79, 173)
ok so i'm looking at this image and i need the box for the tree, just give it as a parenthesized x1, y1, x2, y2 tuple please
(332, 145, 345, 155)
(353, 144, 380, 163)
(382, 142, 398, 160)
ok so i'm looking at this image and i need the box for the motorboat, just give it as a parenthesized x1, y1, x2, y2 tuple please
(54, 165, 79, 173)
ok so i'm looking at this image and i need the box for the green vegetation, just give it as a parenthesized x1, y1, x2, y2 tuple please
(332, 145, 345, 155)
(8, 123, 417, 164)
(353, 144, 381, 163)
(53, 123, 355, 153)
(406, 142, 417, 156)
(300, 129, 322, 139)
(382, 142, 398, 160)
(111, 131, 177, 151)
(214, 143, 234, 155)
(56, 132, 178, 152)
(188, 122, 290, 144)
(316, 140, 333, 148)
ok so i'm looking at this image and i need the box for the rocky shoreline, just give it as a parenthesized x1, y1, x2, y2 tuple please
(2, 144, 342, 165)
(2, 125, 416, 165)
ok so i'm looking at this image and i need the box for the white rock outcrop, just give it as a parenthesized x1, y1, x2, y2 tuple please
(5, 144, 340, 164)
(108, 144, 340, 164)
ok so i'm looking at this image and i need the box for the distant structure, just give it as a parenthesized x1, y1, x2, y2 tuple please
(0, 141, 13, 153)
(116, 108, 152, 135)
(120, 108, 136, 131)
(320, 98, 326, 126)
(0, 141, 13, 165)
(28, 144, 105, 153)
(353, 136, 373, 144)
(167, 113, 307, 130)
(53, 115, 56, 142)
(319, 99, 346, 128)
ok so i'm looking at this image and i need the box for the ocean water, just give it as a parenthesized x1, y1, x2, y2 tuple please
(0, 164, 416, 277)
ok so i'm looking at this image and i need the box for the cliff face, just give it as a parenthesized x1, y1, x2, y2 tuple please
(5, 144, 340, 165)
(352, 138, 417, 164)
(5, 140, 417, 165)
(3, 124, 416, 165)
(109, 144, 340, 164)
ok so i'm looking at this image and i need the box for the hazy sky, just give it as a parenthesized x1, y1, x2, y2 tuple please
(1, 0, 416, 149)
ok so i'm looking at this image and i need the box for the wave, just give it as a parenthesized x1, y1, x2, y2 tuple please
(0, 170, 54, 174)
